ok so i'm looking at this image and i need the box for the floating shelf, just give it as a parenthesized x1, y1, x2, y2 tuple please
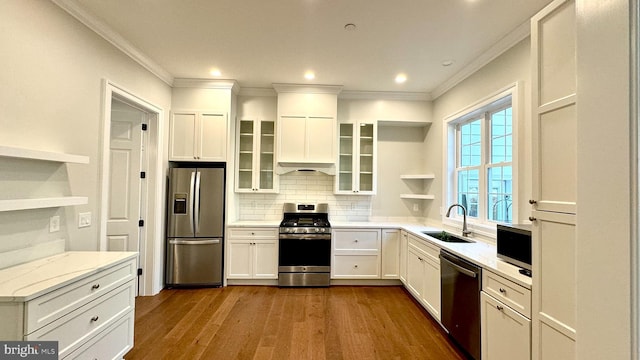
(400, 174, 435, 180)
(400, 194, 435, 200)
(0, 197, 88, 212)
(0, 146, 89, 164)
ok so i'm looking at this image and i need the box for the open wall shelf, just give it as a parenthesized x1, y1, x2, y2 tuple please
(0, 146, 89, 164)
(0, 197, 89, 212)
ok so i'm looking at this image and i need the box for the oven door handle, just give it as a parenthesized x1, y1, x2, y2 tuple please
(279, 234, 331, 240)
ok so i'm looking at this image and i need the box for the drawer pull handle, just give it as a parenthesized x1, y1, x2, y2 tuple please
(90, 316, 99, 322)
(499, 288, 506, 293)
(496, 305, 504, 311)
(91, 284, 100, 290)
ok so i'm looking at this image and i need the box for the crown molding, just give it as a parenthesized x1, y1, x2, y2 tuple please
(238, 87, 277, 97)
(272, 83, 343, 94)
(339, 90, 431, 101)
(172, 78, 240, 93)
(431, 19, 531, 100)
(52, 0, 174, 86)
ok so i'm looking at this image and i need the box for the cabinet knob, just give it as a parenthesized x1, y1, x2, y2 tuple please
(354, 264, 358, 268)
(354, 239, 359, 243)
(528, 216, 537, 222)
(529, 199, 537, 204)
(496, 305, 504, 311)
(90, 315, 99, 322)
(91, 284, 100, 290)
(499, 288, 506, 293)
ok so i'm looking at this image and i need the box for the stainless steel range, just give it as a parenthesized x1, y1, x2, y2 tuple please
(278, 203, 331, 287)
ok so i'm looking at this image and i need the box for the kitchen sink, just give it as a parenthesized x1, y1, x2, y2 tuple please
(422, 231, 474, 243)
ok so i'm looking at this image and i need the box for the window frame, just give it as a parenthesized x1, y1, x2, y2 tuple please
(443, 83, 520, 238)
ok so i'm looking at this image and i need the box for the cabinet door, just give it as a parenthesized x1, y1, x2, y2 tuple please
(227, 241, 252, 279)
(357, 122, 376, 193)
(381, 229, 399, 279)
(253, 241, 278, 279)
(406, 247, 424, 299)
(257, 121, 276, 191)
(422, 257, 440, 321)
(481, 292, 531, 360)
(337, 123, 355, 193)
(170, 112, 197, 160)
(237, 120, 255, 191)
(399, 231, 408, 284)
(199, 112, 227, 161)
(306, 116, 335, 163)
(278, 116, 306, 162)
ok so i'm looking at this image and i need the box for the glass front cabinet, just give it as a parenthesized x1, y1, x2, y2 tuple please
(236, 119, 277, 193)
(335, 121, 376, 195)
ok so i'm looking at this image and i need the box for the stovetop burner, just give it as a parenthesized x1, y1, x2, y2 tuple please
(279, 203, 331, 234)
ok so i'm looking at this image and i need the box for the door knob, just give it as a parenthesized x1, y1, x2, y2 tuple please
(528, 216, 537, 222)
(529, 199, 537, 204)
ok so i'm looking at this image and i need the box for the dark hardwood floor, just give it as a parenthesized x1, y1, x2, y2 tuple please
(124, 286, 466, 360)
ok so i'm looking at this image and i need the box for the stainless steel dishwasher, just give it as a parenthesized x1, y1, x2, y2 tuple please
(440, 250, 481, 360)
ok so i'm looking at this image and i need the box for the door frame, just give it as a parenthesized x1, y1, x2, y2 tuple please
(100, 79, 165, 296)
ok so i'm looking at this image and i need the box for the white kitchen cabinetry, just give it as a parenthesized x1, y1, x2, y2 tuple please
(0, 252, 136, 359)
(236, 119, 277, 193)
(332, 228, 381, 279)
(399, 230, 408, 284)
(278, 115, 336, 164)
(335, 121, 376, 195)
(381, 229, 399, 279)
(530, 1, 577, 359)
(405, 234, 440, 320)
(399, 174, 435, 200)
(0, 146, 89, 212)
(170, 110, 227, 161)
(227, 228, 278, 279)
(481, 270, 532, 360)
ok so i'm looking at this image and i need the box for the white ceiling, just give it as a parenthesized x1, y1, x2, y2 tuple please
(61, 0, 552, 95)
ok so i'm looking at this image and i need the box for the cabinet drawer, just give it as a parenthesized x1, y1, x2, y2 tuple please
(333, 229, 380, 251)
(332, 255, 380, 278)
(228, 228, 277, 239)
(27, 280, 135, 358)
(25, 258, 136, 334)
(408, 235, 439, 262)
(482, 270, 531, 317)
(65, 309, 134, 360)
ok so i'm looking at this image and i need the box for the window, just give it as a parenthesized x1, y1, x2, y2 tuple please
(445, 85, 518, 229)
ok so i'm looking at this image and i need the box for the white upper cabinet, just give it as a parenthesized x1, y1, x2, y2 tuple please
(236, 118, 277, 193)
(170, 110, 227, 161)
(335, 121, 377, 195)
(274, 84, 341, 169)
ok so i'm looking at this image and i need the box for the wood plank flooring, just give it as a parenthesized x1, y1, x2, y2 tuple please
(124, 286, 466, 360)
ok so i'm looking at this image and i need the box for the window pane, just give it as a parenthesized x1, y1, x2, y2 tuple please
(490, 107, 512, 164)
(458, 169, 479, 218)
(487, 166, 513, 223)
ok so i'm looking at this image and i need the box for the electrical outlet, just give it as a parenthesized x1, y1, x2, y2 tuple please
(78, 212, 92, 228)
(413, 203, 420, 212)
(49, 215, 60, 233)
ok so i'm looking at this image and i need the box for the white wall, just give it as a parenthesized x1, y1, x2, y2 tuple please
(428, 38, 532, 229)
(0, 1, 171, 260)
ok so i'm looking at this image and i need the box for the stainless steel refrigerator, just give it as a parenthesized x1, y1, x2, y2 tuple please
(166, 165, 225, 286)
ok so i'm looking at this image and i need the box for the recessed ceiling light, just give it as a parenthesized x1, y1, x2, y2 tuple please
(442, 60, 454, 67)
(344, 23, 357, 31)
(395, 73, 407, 84)
(210, 69, 222, 77)
(304, 71, 315, 80)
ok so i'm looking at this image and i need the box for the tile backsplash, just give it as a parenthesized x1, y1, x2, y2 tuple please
(237, 172, 371, 222)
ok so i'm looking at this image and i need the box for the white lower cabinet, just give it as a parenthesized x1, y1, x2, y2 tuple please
(381, 229, 400, 279)
(332, 228, 381, 279)
(399, 231, 408, 284)
(0, 253, 137, 359)
(481, 270, 532, 360)
(405, 235, 440, 321)
(227, 227, 278, 279)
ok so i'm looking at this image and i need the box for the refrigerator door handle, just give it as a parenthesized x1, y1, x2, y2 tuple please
(189, 171, 196, 234)
(194, 171, 202, 234)
(169, 239, 220, 245)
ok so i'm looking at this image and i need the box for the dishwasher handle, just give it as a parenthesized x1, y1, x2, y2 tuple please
(440, 252, 479, 278)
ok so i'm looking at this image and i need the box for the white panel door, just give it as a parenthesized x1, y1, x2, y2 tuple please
(278, 116, 306, 162)
(199, 112, 227, 161)
(306, 116, 335, 163)
(170, 112, 196, 160)
(227, 241, 252, 278)
(107, 98, 145, 253)
(253, 241, 278, 279)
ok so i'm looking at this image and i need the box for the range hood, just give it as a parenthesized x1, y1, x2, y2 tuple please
(276, 162, 336, 175)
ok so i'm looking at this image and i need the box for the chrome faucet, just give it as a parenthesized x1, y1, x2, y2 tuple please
(446, 204, 472, 237)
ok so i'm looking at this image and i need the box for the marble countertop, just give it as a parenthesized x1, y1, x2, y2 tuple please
(0, 251, 138, 302)
(227, 220, 531, 289)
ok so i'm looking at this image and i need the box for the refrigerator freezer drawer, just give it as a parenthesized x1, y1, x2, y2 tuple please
(166, 238, 223, 286)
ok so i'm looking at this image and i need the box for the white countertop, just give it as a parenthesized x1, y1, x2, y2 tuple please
(228, 220, 532, 289)
(0, 251, 138, 302)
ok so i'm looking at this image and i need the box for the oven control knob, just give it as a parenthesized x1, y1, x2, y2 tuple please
(315, 228, 320, 233)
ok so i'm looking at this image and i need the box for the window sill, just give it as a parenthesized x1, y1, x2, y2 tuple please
(441, 216, 497, 244)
